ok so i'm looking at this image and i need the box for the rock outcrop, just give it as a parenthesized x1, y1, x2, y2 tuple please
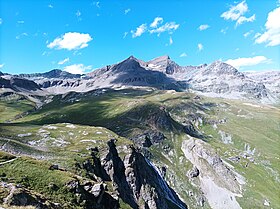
(99, 139, 187, 209)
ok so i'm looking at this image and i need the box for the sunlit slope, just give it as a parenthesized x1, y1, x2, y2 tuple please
(10, 89, 280, 208)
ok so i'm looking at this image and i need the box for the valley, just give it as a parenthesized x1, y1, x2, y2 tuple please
(0, 79, 279, 208)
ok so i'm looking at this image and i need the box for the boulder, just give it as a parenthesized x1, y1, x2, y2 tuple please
(188, 166, 199, 178)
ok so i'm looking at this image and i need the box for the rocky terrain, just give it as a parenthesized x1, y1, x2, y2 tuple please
(1, 55, 279, 103)
(0, 56, 279, 209)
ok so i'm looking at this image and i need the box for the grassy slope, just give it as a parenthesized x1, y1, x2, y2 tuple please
(0, 95, 35, 122)
(201, 99, 280, 208)
(0, 89, 279, 208)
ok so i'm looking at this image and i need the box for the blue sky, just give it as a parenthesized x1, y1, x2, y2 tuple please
(0, 0, 279, 74)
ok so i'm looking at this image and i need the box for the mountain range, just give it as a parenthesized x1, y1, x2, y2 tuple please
(0, 56, 279, 209)
(1, 55, 279, 103)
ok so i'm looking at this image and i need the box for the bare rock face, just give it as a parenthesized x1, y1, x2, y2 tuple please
(181, 137, 245, 209)
(0, 77, 41, 91)
(130, 130, 166, 148)
(1, 183, 60, 209)
(188, 166, 200, 178)
(2, 55, 277, 103)
(100, 139, 187, 209)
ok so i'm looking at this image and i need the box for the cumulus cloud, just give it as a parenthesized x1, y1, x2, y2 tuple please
(255, 7, 280, 46)
(123, 32, 128, 39)
(243, 30, 253, 37)
(225, 56, 270, 69)
(131, 24, 147, 38)
(17, 20, 24, 24)
(169, 36, 173, 45)
(198, 24, 210, 31)
(124, 8, 131, 15)
(150, 17, 163, 28)
(236, 14, 255, 26)
(16, 32, 28, 39)
(130, 18, 179, 38)
(0, 18, 2, 24)
(198, 43, 203, 51)
(149, 22, 179, 35)
(221, 1, 255, 26)
(220, 27, 228, 34)
(64, 64, 92, 74)
(180, 53, 187, 57)
(58, 58, 70, 65)
(48, 4, 53, 8)
(47, 32, 92, 50)
(0, 64, 4, 69)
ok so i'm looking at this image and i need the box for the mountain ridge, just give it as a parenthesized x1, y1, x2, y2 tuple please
(1, 55, 279, 103)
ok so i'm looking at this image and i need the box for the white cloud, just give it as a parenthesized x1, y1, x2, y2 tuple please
(64, 64, 92, 74)
(149, 22, 179, 35)
(131, 24, 147, 38)
(169, 36, 173, 45)
(243, 30, 253, 37)
(220, 27, 228, 34)
(123, 32, 128, 39)
(96, 1, 100, 8)
(0, 18, 3, 24)
(124, 8, 131, 15)
(255, 7, 280, 46)
(76, 10, 81, 17)
(198, 43, 203, 51)
(42, 51, 48, 56)
(17, 20, 24, 24)
(16, 32, 28, 39)
(225, 56, 270, 69)
(48, 4, 53, 8)
(47, 32, 93, 50)
(58, 58, 70, 65)
(130, 18, 179, 39)
(180, 53, 187, 57)
(221, 1, 248, 21)
(236, 14, 255, 26)
(76, 10, 82, 21)
(0, 64, 4, 69)
(150, 17, 163, 28)
(198, 24, 210, 31)
(221, 1, 255, 26)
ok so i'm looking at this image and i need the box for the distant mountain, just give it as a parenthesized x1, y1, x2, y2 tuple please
(185, 61, 273, 101)
(87, 56, 185, 90)
(18, 69, 82, 79)
(0, 76, 41, 92)
(0, 56, 279, 103)
(245, 71, 280, 96)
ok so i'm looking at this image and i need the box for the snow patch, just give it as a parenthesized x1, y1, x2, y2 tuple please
(66, 124, 76, 128)
(218, 130, 233, 144)
(44, 125, 58, 130)
(18, 133, 32, 137)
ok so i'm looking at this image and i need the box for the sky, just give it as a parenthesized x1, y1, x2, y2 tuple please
(0, 0, 279, 74)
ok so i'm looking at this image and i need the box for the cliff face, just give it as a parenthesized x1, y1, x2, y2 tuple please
(0, 138, 187, 209)
(101, 139, 187, 209)
(81, 139, 187, 209)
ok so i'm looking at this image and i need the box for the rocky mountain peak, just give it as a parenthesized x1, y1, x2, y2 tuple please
(147, 55, 182, 75)
(204, 60, 242, 76)
(111, 55, 143, 72)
